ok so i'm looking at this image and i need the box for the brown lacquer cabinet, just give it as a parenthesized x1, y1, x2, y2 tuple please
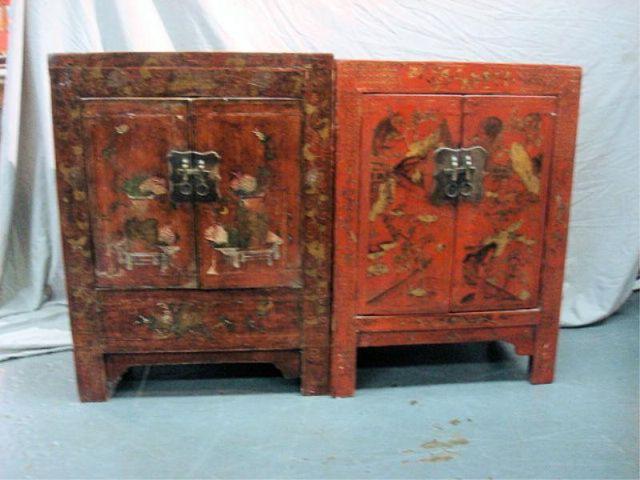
(331, 61, 580, 396)
(50, 53, 334, 401)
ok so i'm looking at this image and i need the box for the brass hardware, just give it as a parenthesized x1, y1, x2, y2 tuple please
(168, 150, 221, 203)
(433, 146, 488, 203)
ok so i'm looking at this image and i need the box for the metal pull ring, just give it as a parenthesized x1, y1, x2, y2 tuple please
(195, 181, 210, 197)
(178, 182, 193, 196)
(444, 182, 460, 198)
(459, 181, 475, 197)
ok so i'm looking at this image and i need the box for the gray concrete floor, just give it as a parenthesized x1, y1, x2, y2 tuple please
(1, 293, 638, 479)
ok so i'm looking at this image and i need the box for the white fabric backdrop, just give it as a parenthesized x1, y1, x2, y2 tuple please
(0, 0, 638, 360)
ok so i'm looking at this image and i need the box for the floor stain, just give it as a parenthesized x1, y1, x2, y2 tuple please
(419, 452, 457, 463)
(422, 437, 468, 449)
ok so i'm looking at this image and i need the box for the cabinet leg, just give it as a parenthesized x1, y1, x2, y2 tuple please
(301, 347, 330, 395)
(74, 348, 109, 402)
(331, 344, 357, 397)
(528, 326, 559, 385)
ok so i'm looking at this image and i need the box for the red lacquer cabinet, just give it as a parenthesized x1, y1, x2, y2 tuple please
(332, 61, 581, 396)
(50, 53, 334, 401)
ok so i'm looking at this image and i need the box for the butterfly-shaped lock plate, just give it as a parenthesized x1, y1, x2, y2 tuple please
(432, 146, 488, 204)
(168, 150, 222, 203)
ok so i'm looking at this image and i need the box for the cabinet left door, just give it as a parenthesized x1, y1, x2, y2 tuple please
(82, 99, 197, 288)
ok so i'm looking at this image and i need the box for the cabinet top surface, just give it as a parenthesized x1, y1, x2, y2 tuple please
(48, 52, 334, 68)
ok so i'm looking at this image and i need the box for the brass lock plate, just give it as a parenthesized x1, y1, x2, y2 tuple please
(168, 150, 221, 203)
(433, 146, 488, 204)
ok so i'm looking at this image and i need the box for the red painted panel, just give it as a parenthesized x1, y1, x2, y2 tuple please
(357, 95, 461, 314)
(83, 100, 197, 288)
(192, 99, 303, 289)
(450, 96, 557, 311)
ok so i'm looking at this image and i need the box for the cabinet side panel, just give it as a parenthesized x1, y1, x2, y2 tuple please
(451, 95, 557, 311)
(83, 100, 196, 288)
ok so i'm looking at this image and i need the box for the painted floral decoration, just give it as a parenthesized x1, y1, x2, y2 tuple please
(229, 172, 259, 198)
(123, 175, 168, 199)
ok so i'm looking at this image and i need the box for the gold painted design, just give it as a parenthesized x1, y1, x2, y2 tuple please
(482, 220, 536, 259)
(367, 264, 389, 276)
(404, 130, 440, 159)
(518, 290, 531, 300)
(417, 214, 438, 224)
(369, 177, 396, 221)
(409, 288, 427, 297)
(510, 142, 540, 194)
(307, 241, 325, 261)
(135, 302, 210, 339)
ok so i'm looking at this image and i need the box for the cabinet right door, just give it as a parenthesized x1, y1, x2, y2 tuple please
(450, 95, 557, 311)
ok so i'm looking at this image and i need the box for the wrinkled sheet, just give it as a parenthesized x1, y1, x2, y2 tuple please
(0, 0, 638, 360)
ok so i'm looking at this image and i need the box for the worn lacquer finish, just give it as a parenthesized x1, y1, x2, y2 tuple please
(50, 53, 334, 401)
(358, 95, 460, 314)
(83, 100, 196, 288)
(451, 96, 557, 311)
(193, 99, 303, 289)
(332, 60, 581, 397)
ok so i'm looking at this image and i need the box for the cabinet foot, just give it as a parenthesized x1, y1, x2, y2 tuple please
(74, 349, 110, 402)
(528, 327, 559, 384)
(331, 343, 357, 397)
(301, 347, 330, 395)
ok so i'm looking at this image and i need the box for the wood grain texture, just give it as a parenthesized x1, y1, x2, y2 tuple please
(50, 52, 334, 401)
(332, 60, 581, 396)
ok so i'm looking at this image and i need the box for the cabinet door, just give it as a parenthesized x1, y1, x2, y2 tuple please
(83, 100, 197, 288)
(357, 95, 461, 314)
(192, 99, 303, 289)
(450, 96, 557, 311)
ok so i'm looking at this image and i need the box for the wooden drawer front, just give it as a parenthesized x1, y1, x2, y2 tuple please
(99, 291, 301, 351)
